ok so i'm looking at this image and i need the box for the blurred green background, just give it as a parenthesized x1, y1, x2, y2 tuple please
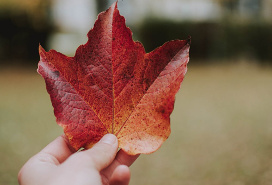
(1, 0, 272, 185)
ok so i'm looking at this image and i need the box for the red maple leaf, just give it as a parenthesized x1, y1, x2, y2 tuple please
(38, 2, 190, 155)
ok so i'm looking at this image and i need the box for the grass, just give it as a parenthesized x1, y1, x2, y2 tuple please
(1, 62, 272, 185)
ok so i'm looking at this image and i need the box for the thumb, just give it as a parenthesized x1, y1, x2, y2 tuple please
(80, 134, 119, 171)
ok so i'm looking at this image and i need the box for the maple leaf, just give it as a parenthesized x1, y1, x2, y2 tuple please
(38, 2, 190, 155)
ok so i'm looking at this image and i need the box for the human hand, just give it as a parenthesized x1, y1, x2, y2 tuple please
(18, 134, 139, 185)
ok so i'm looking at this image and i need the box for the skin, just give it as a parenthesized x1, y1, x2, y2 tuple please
(18, 134, 139, 185)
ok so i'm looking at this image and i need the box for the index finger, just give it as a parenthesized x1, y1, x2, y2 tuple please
(115, 149, 140, 167)
(100, 149, 139, 182)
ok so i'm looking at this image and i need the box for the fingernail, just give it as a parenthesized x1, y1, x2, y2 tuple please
(100, 134, 117, 145)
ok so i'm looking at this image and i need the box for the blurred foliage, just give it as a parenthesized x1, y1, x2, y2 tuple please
(137, 19, 272, 64)
(95, 0, 108, 13)
(0, 0, 41, 11)
(0, 0, 271, 65)
(0, 1, 52, 65)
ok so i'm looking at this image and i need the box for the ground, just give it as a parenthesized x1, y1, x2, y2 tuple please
(0, 61, 272, 185)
